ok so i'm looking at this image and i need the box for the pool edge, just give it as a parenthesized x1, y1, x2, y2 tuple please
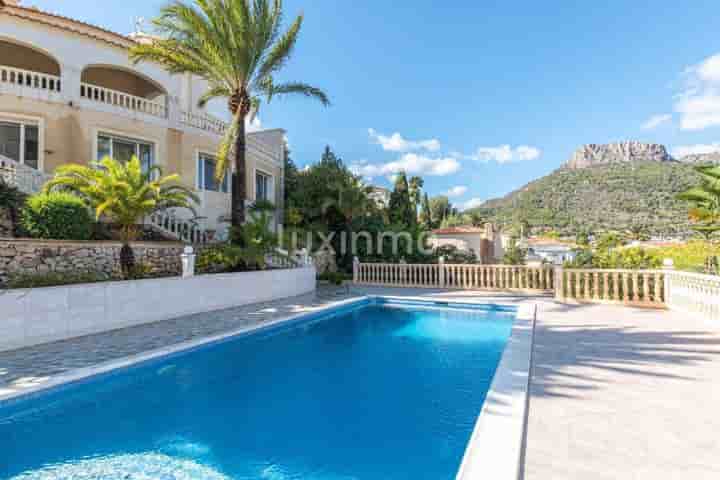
(455, 302, 537, 480)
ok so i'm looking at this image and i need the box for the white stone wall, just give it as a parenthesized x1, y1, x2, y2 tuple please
(0, 266, 316, 351)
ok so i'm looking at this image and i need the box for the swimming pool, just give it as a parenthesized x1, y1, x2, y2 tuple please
(0, 298, 518, 480)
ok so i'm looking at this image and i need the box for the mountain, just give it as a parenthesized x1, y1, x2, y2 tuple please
(564, 141, 672, 169)
(677, 151, 720, 164)
(470, 142, 709, 237)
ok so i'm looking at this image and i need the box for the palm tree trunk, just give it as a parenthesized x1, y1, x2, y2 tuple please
(231, 119, 247, 228)
(119, 224, 136, 279)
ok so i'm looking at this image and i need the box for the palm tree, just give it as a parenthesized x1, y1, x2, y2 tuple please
(43, 156, 199, 278)
(677, 165, 720, 240)
(321, 179, 374, 266)
(129, 0, 330, 228)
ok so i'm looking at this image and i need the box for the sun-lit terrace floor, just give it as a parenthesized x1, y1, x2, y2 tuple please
(1, 285, 719, 478)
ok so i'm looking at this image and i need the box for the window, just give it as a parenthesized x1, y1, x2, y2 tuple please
(197, 153, 229, 193)
(0, 120, 39, 169)
(255, 171, 272, 202)
(97, 133, 154, 172)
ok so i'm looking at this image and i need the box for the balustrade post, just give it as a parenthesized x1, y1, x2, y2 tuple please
(353, 256, 359, 284)
(554, 266, 564, 301)
(663, 259, 674, 307)
(438, 256, 445, 288)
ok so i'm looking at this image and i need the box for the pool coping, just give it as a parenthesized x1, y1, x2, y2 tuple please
(0, 293, 537, 480)
(456, 300, 536, 480)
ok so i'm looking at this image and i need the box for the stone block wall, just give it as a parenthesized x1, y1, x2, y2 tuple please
(0, 238, 186, 283)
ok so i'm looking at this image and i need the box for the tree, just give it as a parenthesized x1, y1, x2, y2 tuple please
(429, 195, 454, 228)
(388, 171, 415, 227)
(420, 193, 433, 230)
(44, 156, 198, 277)
(130, 0, 329, 228)
(677, 164, 720, 239)
(283, 145, 298, 205)
(329, 180, 375, 267)
(408, 176, 424, 211)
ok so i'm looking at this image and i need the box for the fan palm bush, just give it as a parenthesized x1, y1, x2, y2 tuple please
(43, 156, 198, 278)
(677, 164, 720, 239)
(130, 0, 329, 228)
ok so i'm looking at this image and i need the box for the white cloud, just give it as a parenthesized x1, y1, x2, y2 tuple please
(461, 198, 485, 210)
(641, 114, 672, 130)
(672, 143, 720, 158)
(351, 153, 460, 178)
(445, 186, 468, 197)
(675, 53, 720, 130)
(368, 128, 441, 152)
(466, 144, 541, 164)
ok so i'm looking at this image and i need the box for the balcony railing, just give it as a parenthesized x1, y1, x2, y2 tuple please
(180, 110, 228, 135)
(0, 66, 234, 136)
(80, 82, 167, 118)
(0, 155, 52, 195)
(0, 65, 61, 92)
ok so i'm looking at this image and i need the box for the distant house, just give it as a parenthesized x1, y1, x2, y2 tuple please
(368, 186, 391, 208)
(521, 238, 578, 265)
(430, 224, 504, 263)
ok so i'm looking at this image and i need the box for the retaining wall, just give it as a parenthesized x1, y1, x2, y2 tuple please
(0, 266, 317, 351)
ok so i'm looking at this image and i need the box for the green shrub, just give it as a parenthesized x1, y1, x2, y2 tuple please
(21, 192, 93, 240)
(196, 244, 245, 273)
(653, 241, 720, 273)
(6, 271, 107, 289)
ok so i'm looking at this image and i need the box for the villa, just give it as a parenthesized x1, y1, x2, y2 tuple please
(0, 0, 286, 240)
(1, 2, 720, 480)
(521, 237, 578, 265)
(430, 223, 505, 263)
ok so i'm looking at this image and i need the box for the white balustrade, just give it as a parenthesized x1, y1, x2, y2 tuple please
(0, 65, 61, 93)
(0, 155, 52, 194)
(80, 82, 167, 118)
(180, 110, 228, 135)
(555, 268, 665, 307)
(148, 211, 209, 245)
(665, 270, 720, 322)
(353, 261, 554, 292)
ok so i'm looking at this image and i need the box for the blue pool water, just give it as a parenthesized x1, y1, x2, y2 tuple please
(0, 300, 515, 480)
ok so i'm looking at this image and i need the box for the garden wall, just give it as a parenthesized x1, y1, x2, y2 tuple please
(0, 238, 186, 283)
(0, 266, 317, 351)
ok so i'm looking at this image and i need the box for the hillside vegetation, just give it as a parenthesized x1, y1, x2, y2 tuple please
(470, 162, 700, 236)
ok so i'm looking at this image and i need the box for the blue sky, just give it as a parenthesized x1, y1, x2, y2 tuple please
(29, 0, 720, 208)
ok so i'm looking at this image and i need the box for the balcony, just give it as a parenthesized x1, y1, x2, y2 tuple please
(0, 40, 232, 136)
(79, 65, 168, 120)
(0, 39, 62, 99)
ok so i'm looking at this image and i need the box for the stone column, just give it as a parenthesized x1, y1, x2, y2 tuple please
(181, 246, 196, 278)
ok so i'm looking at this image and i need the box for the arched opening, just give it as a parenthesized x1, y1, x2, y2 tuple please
(80, 65, 168, 117)
(81, 65, 166, 101)
(0, 38, 61, 76)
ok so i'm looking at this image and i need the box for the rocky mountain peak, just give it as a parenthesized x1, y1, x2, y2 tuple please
(564, 141, 672, 170)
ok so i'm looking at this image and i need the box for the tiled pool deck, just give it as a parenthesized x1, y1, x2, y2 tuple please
(1, 286, 719, 478)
